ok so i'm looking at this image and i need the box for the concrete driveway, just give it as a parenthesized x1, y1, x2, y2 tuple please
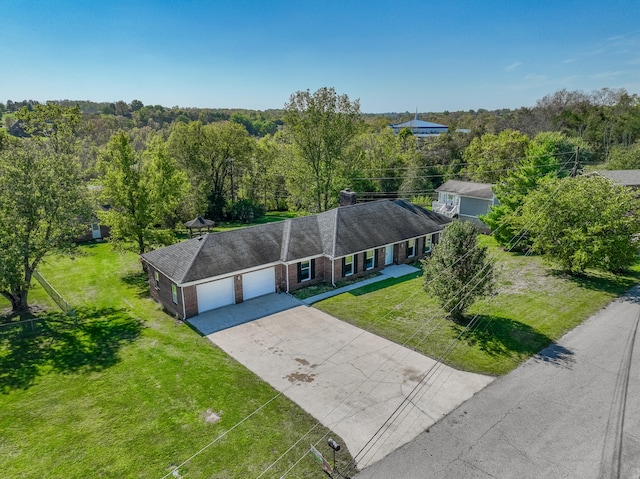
(206, 304, 493, 468)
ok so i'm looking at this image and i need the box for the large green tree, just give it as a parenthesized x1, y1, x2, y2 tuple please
(145, 136, 189, 229)
(423, 221, 495, 321)
(283, 87, 363, 211)
(15, 101, 81, 154)
(482, 132, 591, 248)
(0, 138, 89, 313)
(98, 132, 162, 255)
(519, 174, 640, 273)
(167, 121, 254, 220)
(463, 129, 529, 183)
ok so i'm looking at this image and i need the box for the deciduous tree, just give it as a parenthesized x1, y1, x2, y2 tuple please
(518, 175, 640, 273)
(283, 87, 362, 211)
(145, 136, 189, 229)
(482, 132, 591, 248)
(167, 121, 254, 220)
(463, 129, 529, 183)
(98, 132, 162, 256)
(0, 139, 89, 313)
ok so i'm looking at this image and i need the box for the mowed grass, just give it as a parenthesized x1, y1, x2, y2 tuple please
(316, 235, 640, 376)
(0, 242, 352, 478)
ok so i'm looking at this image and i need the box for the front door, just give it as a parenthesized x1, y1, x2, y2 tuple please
(91, 223, 101, 239)
(385, 245, 394, 265)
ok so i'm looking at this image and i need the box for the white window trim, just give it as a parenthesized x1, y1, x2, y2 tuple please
(344, 255, 354, 276)
(154, 271, 160, 290)
(407, 239, 416, 258)
(171, 284, 178, 304)
(300, 260, 311, 282)
(424, 234, 432, 253)
(364, 249, 375, 270)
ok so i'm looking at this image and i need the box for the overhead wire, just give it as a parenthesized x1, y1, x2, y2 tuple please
(343, 153, 578, 475)
(161, 151, 577, 479)
(268, 159, 575, 477)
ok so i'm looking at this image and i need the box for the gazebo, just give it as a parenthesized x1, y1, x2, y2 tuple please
(184, 215, 215, 237)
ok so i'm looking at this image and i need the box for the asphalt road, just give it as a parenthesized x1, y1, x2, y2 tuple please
(355, 286, 640, 479)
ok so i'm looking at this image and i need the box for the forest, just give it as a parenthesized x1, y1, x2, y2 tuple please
(1, 86, 640, 232)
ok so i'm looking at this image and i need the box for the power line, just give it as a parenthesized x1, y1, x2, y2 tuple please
(164, 153, 577, 478)
(356, 149, 580, 171)
(342, 154, 578, 475)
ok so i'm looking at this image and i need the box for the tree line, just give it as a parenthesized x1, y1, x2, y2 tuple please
(2, 86, 640, 313)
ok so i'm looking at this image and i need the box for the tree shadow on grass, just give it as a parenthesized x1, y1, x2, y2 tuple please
(452, 314, 560, 360)
(549, 268, 640, 296)
(0, 307, 143, 393)
(120, 271, 150, 298)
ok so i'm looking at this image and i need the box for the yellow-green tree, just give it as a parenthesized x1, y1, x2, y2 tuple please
(283, 87, 363, 211)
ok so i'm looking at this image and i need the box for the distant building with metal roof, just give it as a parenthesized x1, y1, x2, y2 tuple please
(389, 112, 448, 137)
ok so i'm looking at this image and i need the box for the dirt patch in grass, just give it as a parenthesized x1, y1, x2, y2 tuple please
(202, 409, 221, 424)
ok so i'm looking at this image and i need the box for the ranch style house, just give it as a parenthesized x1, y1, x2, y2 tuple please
(141, 199, 451, 319)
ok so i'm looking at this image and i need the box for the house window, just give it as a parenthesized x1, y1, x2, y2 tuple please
(299, 260, 311, 282)
(445, 193, 457, 206)
(407, 239, 416, 258)
(365, 249, 375, 270)
(424, 235, 432, 253)
(154, 271, 160, 290)
(171, 284, 178, 304)
(343, 255, 354, 276)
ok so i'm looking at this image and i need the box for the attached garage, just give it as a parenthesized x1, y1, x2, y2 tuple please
(242, 267, 275, 301)
(196, 277, 235, 313)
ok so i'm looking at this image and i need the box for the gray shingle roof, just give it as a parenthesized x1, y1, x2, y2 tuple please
(142, 200, 451, 284)
(598, 170, 640, 187)
(436, 180, 494, 199)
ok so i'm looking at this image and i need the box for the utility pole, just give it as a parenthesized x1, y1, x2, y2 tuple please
(570, 147, 580, 177)
(230, 157, 235, 203)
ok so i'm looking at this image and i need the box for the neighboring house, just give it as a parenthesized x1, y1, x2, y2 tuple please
(597, 170, 640, 189)
(141, 199, 451, 319)
(433, 180, 497, 219)
(75, 205, 111, 242)
(390, 113, 448, 138)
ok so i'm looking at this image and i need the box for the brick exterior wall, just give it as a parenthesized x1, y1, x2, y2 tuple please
(145, 233, 442, 319)
(276, 264, 287, 292)
(233, 275, 243, 304)
(334, 247, 386, 283)
(287, 257, 327, 291)
(146, 264, 183, 319)
(183, 285, 198, 319)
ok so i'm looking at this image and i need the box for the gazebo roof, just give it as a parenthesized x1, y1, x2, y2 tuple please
(184, 215, 215, 229)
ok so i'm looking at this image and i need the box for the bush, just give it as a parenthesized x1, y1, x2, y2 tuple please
(229, 199, 266, 223)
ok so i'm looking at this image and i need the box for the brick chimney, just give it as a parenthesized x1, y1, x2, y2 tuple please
(339, 188, 357, 206)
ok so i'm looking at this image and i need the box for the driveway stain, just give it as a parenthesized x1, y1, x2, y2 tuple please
(403, 366, 424, 383)
(286, 371, 316, 383)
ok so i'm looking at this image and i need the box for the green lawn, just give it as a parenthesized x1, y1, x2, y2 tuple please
(0, 243, 352, 478)
(316, 236, 640, 376)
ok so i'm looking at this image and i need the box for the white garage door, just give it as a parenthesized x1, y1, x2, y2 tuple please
(196, 277, 235, 313)
(242, 267, 275, 301)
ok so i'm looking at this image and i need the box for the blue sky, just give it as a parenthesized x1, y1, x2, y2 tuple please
(2, 1, 639, 113)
